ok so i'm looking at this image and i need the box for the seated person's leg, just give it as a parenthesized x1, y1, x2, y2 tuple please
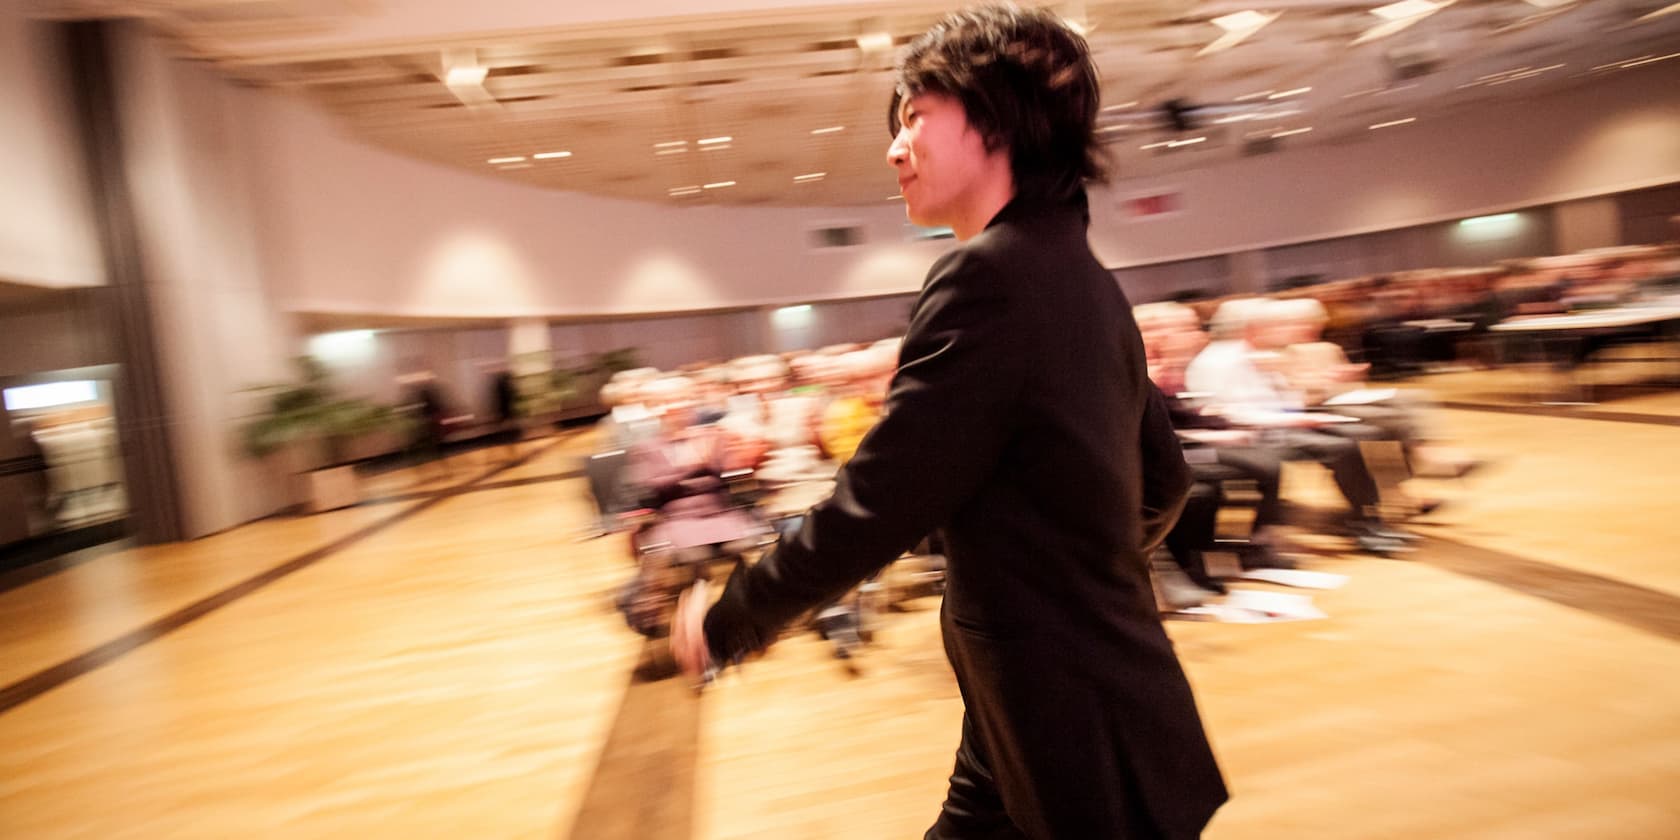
(1164, 481, 1224, 593)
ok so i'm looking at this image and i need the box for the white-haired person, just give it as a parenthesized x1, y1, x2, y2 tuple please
(1184, 298, 1412, 554)
(1271, 297, 1478, 481)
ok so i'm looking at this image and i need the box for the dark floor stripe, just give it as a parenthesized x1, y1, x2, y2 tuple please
(358, 469, 585, 508)
(0, 435, 570, 716)
(0, 519, 131, 595)
(1417, 535, 1680, 643)
(1440, 400, 1680, 427)
(562, 641, 699, 840)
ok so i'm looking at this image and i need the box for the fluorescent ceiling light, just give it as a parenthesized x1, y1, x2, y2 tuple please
(1368, 117, 1417, 129)
(1272, 127, 1313, 138)
(1523, 0, 1573, 7)
(533, 151, 571, 160)
(702, 181, 736, 189)
(697, 136, 733, 145)
(1235, 89, 1274, 101)
(1356, 0, 1453, 44)
(445, 66, 487, 87)
(487, 156, 526, 164)
(1372, 0, 1441, 21)
(1213, 10, 1272, 31)
(1167, 136, 1207, 148)
(793, 172, 826, 182)
(811, 126, 846, 135)
(856, 31, 893, 52)
(1269, 86, 1312, 99)
(669, 185, 702, 196)
(886, 194, 904, 201)
(655, 148, 687, 156)
(654, 140, 688, 148)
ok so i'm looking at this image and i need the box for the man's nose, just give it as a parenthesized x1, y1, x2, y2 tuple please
(886, 130, 909, 166)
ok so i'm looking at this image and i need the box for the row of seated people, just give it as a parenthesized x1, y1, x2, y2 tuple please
(1184, 245, 1680, 378)
(590, 341, 923, 656)
(1137, 296, 1483, 605)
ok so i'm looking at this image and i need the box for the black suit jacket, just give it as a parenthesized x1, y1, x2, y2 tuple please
(706, 193, 1226, 838)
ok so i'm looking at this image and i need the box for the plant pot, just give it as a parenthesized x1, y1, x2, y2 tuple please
(302, 464, 360, 514)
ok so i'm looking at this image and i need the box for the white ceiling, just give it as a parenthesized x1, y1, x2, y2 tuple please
(33, 0, 1680, 207)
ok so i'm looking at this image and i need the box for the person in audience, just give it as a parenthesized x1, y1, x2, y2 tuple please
(1270, 298, 1478, 481)
(1185, 298, 1411, 553)
(673, 8, 1226, 837)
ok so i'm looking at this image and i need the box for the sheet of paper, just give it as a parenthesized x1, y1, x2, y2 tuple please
(1171, 590, 1328, 623)
(1236, 569, 1349, 590)
(1322, 388, 1397, 406)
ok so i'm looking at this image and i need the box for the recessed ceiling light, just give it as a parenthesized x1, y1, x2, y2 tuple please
(811, 126, 846, 135)
(533, 151, 571, 160)
(1369, 117, 1417, 129)
(487, 156, 526, 164)
(702, 180, 736, 189)
(445, 66, 488, 87)
(1372, 0, 1441, 21)
(1212, 10, 1273, 31)
(856, 32, 894, 52)
(697, 136, 733, 145)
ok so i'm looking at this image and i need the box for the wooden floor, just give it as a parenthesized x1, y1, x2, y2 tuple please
(2, 376, 1678, 839)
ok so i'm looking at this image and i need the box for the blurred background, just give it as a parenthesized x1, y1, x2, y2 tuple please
(2, 1, 1678, 838)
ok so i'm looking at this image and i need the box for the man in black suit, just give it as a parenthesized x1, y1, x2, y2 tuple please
(672, 7, 1227, 837)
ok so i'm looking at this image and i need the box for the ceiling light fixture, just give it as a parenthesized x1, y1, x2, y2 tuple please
(703, 181, 736, 189)
(1200, 10, 1281, 56)
(1369, 117, 1417, 129)
(793, 172, 826, 182)
(533, 151, 571, 160)
(1372, 0, 1441, 21)
(445, 66, 487, 87)
(857, 31, 894, 52)
(811, 126, 846, 135)
(487, 156, 526, 164)
(1272, 127, 1313, 138)
(697, 136, 733, 145)
(654, 140, 688, 148)
(1235, 89, 1274, 101)
(887, 194, 904, 201)
(1167, 136, 1208, 148)
(655, 148, 687, 156)
(1356, 0, 1453, 45)
(1268, 86, 1312, 99)
(669, 185, 702, 196)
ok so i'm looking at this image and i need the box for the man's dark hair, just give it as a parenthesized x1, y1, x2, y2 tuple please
(890, 4, 1108, 204)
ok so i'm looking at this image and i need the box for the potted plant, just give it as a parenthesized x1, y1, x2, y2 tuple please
(239, 356, 404, 513)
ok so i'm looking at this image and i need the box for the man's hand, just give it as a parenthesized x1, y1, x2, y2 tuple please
(671, 580, 713, 680)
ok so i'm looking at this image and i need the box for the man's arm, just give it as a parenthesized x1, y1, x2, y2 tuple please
(701, 250, 1026, 664)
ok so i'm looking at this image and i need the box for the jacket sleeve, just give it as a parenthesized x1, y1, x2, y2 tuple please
(1137, 384, 1193, 555)
(704, 249, 1026, 663)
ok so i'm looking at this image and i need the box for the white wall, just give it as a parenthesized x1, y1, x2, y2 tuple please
(252, 91, 953, 319)
(0, 8, 104, 289)
(1088, 65, 1680, 269)
(115, 23, 300, 537)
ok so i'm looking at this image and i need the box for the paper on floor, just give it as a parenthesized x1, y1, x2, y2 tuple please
(1236, 568, 1349, 590)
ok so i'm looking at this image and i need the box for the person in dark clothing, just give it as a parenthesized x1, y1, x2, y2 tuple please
(672, 8, 1226, 838)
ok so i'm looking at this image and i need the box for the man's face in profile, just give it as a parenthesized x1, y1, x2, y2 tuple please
(887, 93, 997, 230)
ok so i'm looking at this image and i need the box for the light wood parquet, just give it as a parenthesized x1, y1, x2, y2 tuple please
(1, 382, 1677, 839)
